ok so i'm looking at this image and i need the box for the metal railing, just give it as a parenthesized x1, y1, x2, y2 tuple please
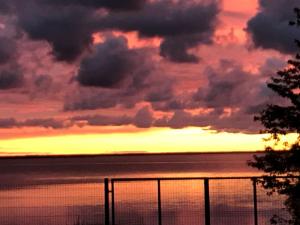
(0, 176, 298, 225)
(104, 176, 299, 225)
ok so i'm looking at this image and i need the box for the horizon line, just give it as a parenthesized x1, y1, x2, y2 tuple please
(0, 150, 267, 159)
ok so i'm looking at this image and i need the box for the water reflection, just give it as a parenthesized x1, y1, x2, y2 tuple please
(0, 183, 103, 225)
(0, 153, 287, 225)
(0, 178, 290, 225)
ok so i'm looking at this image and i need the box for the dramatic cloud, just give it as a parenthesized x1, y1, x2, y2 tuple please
(0, 117, 70, 129)
(64, 84, 151, 111)
(150, 58, 286, 132)
(21, 118, 71, 129)
(0, 114, 123, 129)
(152, 108, 261, 133)
(71, 114, 132, 126)
(0, 0, 98, 62)
(76, 36, 145, 88)
(259, 57, 287, 77)
(16, 1, 96, 62)
(0, 0, 294, 136)
(1, 0, 219, 63)
(134, 106, 153, 128)
(150, 63, 262, 112)
(65, 65, 154, 110)
(0, 109, 258, 132)
(150, 92, 198, 112)
(160, 35, 204, 63)
(43, 0, 146, 11)
(157, 110, 193, 129)
(98, 0, 219, 62)
(0, 37, 16, 64)
(0, 69, 23, 89)
(0, 0, 12, 14)
(145, 84, 173, 102)
(194, 59, 263, 108)
(0, 118, 17, 128)
(247, 0, 300, 54)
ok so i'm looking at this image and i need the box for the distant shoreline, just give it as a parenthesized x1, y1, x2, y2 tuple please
(0, 151, 265, 159)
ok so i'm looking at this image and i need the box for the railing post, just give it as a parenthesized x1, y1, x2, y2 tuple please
(104, 178, 110, 225)
(252, 178, 258, 225)
(204, 178, 211, 225)
(111, 180, 115, 225)
(157, 179, 162, 225)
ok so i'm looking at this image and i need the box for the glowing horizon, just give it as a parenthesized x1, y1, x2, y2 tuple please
(0, 127, 268, 156)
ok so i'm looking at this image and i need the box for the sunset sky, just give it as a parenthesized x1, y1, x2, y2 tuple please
(0, 0, 299, 156)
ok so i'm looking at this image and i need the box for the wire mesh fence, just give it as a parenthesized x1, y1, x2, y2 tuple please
(160, 180, 205, 225)
(209, 179, 254, 225)
(257, 183, 290, 225)
(0, 181, 104, 225)
(109, 177, 298, 225)
(0, 176, 298, 225)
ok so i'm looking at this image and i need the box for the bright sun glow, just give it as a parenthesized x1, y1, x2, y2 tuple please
(0, 127, 269, 156)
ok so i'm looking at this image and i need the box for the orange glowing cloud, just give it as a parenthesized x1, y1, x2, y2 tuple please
(93, 31, 162, 48)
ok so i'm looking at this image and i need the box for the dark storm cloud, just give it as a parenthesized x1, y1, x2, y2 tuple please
(0, 109, 258, 132)
(162, 100, 187, 110)
(98, 1, 218, 38)
(150, 95, 197, 112)
(21, 118, 71, 129)
(0, 0, 12, 14)
(145, 84, 173, 102)
(193, 109, 260, 132)
(0, 37, 16, 65)
(133, 106, 153, 128)
(0, 69, 23, 89)
(65, 58, 286, 132)
(247, 0, 300, 54)
(0, 110, 151, 129)
(71, 114, 132, 126)
(0, 117, 70, 129)
(1, 0, 219, 63)
(0, 118, 17, 128)
(245, 103, 268, 114)
(151, 58, 287, 132)
(163, 110, 193, 129)
(97, 0, 219, 63)
(194, 60, 258, 108)
(0, 0, 97, 62)
(76, 36, 147, 88)
(160, 35, 203, 63)
(155, 61, 259, 113)
(259, 57, 286, 77)
(43, 0, 146, 11)
(17, 2, 95, 62)
(153, 108, 261, 133)
(65, 63, 153, 111)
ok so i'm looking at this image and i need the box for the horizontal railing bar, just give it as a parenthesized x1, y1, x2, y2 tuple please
(111, 176, 300, 182)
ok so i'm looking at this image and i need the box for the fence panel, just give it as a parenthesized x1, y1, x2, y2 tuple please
(112, 180, 158, 225)
(257, 184, 290, 225)
(160, 179, 205, 225)
(109, 177, 299, 225)
(0, 181, 104, 225)
(209, 178, 255, 225)
(1, 176, 298, 225)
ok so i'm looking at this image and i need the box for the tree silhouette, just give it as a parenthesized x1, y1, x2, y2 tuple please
(249, 8, 300, 225)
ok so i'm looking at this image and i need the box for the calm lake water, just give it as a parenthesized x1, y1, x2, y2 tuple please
(0, 153, 288, 225)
